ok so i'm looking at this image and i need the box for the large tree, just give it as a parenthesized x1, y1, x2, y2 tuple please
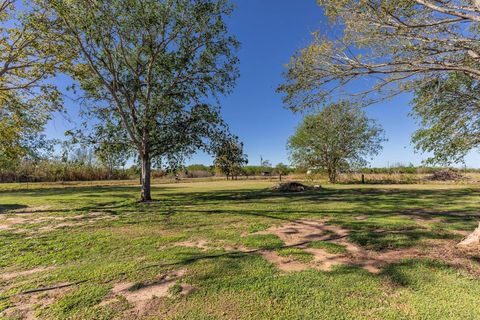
(288, 102, 385, 183)
(37, 0, 239, 201)
(278, 0, 480, 111)
(0, 0, 64, 168)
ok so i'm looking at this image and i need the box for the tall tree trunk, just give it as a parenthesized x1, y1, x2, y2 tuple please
(140, 155, 152, 202)
(107, 164, 113, 180)
(328, 167, 336, 183)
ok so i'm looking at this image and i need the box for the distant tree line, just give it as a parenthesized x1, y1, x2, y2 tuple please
(176, 162, 297, 179)
(2, 145, 475, 184)
(0, 137, 298, 183)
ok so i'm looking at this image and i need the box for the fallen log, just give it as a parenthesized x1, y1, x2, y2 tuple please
(457, 222, 480, 248)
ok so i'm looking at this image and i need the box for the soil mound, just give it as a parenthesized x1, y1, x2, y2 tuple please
(428, 169, 464, 181)
(272, 182, 315, 192)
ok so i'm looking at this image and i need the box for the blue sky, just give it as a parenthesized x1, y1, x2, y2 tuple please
(44, 0, 480, 168)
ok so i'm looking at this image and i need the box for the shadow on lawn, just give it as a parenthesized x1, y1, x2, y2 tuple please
(167, 186, 478, 251)
(5, 184, 479, 217)
(3, 184, 478, 250)
(2, 185, 141, 197)
(0, 204, 27, 214)
(139, 245, 478, 289)
(175, 187, 480, 219)
(179, 186, 478, 207)
(380, 259, 450, 287)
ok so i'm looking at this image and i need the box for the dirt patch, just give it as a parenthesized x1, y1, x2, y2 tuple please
(257, 219, 480, 275)
(356, 248, 422, 273)
(11, 205, 53, 214)
(1, 266, 56, 281)
(255, 219, 349, 246)
(177, 283, 195, 296)
(0, 217, 30, 230)
(355, 215, 368, 221)
(0, 212, 119, 233)
(1, 284, 69, 320)
(260, 251, 311, 272)
(305, 248, 352, 271)
(400, 214, 444, 227)
(256, 219, 425, 273)
(428, 239, 480, 276)
(2, 295, 41, 320)
(176, 240, 211, 250)
(37, 222, 82, 233)
(221, 243, 250, 252)
(176, 239, 249, 253)
(107, 269, 188, 313)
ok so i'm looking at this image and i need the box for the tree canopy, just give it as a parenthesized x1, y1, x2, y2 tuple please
(288, 102, 385, 183)
(278, 0, 480, 165)
(0, 0, 64, 168)
(36, 0, 240, 201)
(412, 72, 480, 164)
(278, 0, 480, 111)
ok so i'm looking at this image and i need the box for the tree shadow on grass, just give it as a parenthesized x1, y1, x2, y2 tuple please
(1, 184, 183, 197)
(164, 186, 479, 252)
(0, 204, 27, 214)
(138, 247, 471, 290)
(3, 185, 141, 197)
(174, 187, 480, 220)
(380, 259, 449, 287)
(180, 187, 478, 207)
(348, 229, 459, 251)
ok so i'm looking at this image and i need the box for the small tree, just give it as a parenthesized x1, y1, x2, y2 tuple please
(86, 110, 131, 179)
(214, 138, 248, 180)
(288, 102, 385, 183)
(274, 163, 289, 181)
(94, 141, 131, 180)
(261, 159, 272, 168)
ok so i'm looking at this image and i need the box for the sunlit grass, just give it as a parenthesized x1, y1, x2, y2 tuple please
(1, 180, 480, 319)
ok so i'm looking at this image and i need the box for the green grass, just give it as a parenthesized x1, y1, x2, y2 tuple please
(168, 283, 183, 296)
(308, 240, 348, 254)
(47, 284, 111, 319)
(239, 234, 284, 249)
(1, 180, 480, 319)
(276, 248, 314, 262)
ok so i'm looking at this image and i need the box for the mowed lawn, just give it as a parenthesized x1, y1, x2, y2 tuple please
(1, 180, 480, 319)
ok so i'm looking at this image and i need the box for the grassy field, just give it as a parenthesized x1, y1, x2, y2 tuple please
(1, 180, 480, 319)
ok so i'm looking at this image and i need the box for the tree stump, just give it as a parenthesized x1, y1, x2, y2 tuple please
(457, 223, 480, 248)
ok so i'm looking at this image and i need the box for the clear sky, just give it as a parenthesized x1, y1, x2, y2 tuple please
(44, 0, 480, 168)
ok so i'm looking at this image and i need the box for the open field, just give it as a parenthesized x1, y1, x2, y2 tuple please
(1, 180, 480, 319)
